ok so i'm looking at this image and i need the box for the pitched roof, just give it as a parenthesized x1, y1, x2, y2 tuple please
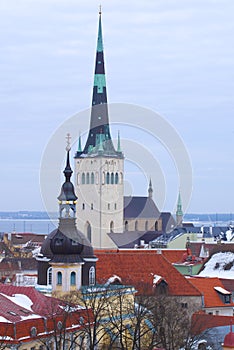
(187, 277, 233, 308)
(95, 250, 201, 296)
(10, 233, 46, 245)
(108, 231, 162, 248)
(192, 312, 234, 335)
(124, 196, 160, 219)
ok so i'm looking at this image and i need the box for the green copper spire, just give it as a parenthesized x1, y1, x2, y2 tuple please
(176, 191, 183, 216)
(78, 133, 82, 152)
(117, 131, 121, 152)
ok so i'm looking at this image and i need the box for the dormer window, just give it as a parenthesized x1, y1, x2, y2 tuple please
(55, 238, 63, 246)
(214, 286, 232, 304)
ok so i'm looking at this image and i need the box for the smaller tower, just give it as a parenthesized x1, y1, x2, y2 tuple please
(37, 135, 97, 295)
(148, 178, 153, 199)
(176, 191, 183, 227)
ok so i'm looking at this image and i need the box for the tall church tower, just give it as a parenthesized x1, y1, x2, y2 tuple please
(74, 10, 124, 248)
(176, 191, 183, 227)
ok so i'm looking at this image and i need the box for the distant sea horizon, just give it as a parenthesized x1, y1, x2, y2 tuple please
(0, 211, 233, 235)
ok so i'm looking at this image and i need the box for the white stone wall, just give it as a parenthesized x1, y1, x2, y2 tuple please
(52, 264, 82, 292)
(75, 156, 124, 249)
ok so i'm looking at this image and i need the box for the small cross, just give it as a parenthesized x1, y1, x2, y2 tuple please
(99, 4, 102, 15)
(66, 133, 71, 151)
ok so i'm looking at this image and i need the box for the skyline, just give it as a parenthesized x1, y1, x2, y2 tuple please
(1, 0, 234, 213)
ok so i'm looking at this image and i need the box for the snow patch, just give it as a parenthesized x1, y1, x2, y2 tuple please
(0, 293, 33, 311)
(199, 252, 234, 278)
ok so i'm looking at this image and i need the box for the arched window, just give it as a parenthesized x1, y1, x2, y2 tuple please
(111, 172, 114, 184)
(115, 173, 119, 184)
(91, 203, 93, 210)
(145, 221, 149, 231)
(86, 173, 90, 184)
(82, 173, 85, 184)
(155, 221, 158, 231)
(89, 266, 95, 286)
(82, 203, 85, 210)
(106, 172, 110, 184)
(86, 222, 91, 243)
(110, 221, 114, 233)
(77, 173, 80, 185)
(120, 172, 123, 184)
(125, 221, 129, 231)
(70, 272, 76, 286)
(135, 221, 138, 231)
(47, 267, 52, 285)
(91, 172, 95, 184)
(57, 271, 62, 285)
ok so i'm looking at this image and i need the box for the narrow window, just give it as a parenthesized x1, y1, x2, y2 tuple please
(89, 266, 95, 286)
(115, 173, 119, 184)
(82, 203, 85, 210)
(91, 172, 95, 184)
(111, 172, 114, 184)
(108, 203, 110, 210)
(106, 172, 110, 184)
(110, 221, 114, 233)
(70, 272, 76, 286)
(135, 221, 138, 231)
(86, 173, 90, 184)
(155, 221, 158, 231)
(145, 221, 148, 231)
(87, 223, 91, 243)
(91, 203, 93, 210)
(82, 173, 85, 184)
(57, 271, 62, 285)
(125, 221, 129, 231)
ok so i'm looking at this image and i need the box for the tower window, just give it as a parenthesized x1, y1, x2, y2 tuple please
(108, 203, 110, 210)
(114, 203, 117, 210)
(135, 221, 138, 231)
(91, 203, 93, 210)
(82, 173, 85, 184)
(110, 221, 114, 233)
(82, 203, 85, 210)
(145, 221, 149, 231)
(57, 271, 62, 285)
(115, 172, 119, 184)
(125, 221, 129, 231)
(111, 172, 114, 184)
(86, 222, 91, 243)
(89, 266, 95, 286)
(106, 172, 110, 184)
(91, 172, 95, 184)
(86, 173, 90, 184)
(70, 272, 76, 286)
(155, 221, 158, 231)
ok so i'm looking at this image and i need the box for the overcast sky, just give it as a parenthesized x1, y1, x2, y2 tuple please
(0, 0, 234, 213)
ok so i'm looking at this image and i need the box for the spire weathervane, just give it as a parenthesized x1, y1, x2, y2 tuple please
(99, 4, 102, 15)
(66, 133, 71, 151)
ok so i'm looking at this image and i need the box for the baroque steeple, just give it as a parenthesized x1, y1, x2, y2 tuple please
(75, 10, 122, 158)
(58, 134, 77, 218)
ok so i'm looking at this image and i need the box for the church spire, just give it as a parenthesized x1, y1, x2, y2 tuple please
(75, 9, 121, 158)
(148, 178, 153, 199)
(176, 191, 183, 227)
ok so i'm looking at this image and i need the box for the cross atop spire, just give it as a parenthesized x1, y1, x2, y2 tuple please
(66, 133, 71, 151)
(99, 4, 102, 15)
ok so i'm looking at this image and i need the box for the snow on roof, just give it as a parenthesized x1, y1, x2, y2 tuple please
(0, 316, 10, 323)
(199, 252, 234, 278)
(214, 286, 231, 295)
(153, 274, 163, 285)
(0, 293, 33, 311)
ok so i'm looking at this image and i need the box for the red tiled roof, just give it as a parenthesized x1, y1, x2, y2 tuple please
(161, 249, 187, 263)
(187, 277, 234, 308)
(192, 312, 234, 334)
(95, 250, 201, 296)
